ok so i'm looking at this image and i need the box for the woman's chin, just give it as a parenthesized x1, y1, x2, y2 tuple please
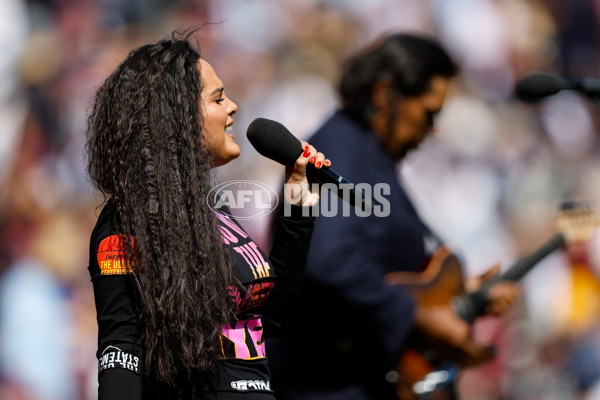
(213, 149, 241, 167)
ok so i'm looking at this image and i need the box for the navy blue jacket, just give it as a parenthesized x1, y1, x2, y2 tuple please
(268, 110, 433, 400)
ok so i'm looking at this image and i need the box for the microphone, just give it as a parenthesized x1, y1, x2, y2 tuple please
(246, 118, 372, 211)
(515, 71, 600, 102)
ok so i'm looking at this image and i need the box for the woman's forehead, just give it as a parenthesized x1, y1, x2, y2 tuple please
(199, 58, 222, 90)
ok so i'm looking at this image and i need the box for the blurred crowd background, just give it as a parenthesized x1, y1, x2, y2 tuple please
(2, 0, 600, 399)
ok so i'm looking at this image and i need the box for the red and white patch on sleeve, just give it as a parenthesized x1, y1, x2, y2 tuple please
(97, 235, 135, 275)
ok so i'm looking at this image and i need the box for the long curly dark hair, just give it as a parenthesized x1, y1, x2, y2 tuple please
(86, 35, 235, 384)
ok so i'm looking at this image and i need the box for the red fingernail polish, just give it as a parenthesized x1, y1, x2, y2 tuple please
(310, 156, 316, 163)
(304, 145, 309, 150)
(303, 149, 310, 158)
(316, 161, 322, 168)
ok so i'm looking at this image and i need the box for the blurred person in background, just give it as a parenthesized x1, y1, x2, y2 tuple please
(268, 33, 521, 400)
(85, 30, 331, 399)
(0, 211, 86, 400)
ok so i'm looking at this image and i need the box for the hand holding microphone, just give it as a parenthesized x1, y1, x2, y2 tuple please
(246, 118, 373, 212)
(285, 140, 330, 207)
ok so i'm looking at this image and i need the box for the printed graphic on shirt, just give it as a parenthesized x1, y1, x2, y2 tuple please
(221, 317, 265, 360)
(214, 209, 274, 362)
(231, 380, 271, 391)
(227, 282, 274, 313)
(97, 234, 135, 275)
(215, 211, 272, 281)
(98, 345, 140, 373)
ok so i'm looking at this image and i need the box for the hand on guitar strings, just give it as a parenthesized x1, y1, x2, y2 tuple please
(413, 304, 496, 368)
(464, 264, 521, 317)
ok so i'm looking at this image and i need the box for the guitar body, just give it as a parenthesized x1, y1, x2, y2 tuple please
(385, 246, 467, 397)
(386, 246, 465, 307)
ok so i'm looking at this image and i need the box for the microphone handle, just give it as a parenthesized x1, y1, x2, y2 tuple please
(306, 164, 373, 212)
(569, 77, 600, 94)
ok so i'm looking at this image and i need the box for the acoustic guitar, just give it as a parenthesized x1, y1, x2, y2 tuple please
(384, 201, 599, 400)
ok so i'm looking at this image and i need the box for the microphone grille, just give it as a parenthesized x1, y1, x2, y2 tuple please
(246, 118, 303, 166)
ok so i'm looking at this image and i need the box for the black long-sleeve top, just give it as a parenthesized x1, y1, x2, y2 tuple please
(88, 200, 314, 399)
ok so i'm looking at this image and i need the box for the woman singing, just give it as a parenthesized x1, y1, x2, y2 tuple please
(86, 31, 328, 399)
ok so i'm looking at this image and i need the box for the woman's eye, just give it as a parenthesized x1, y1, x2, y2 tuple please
(215, 98, 225, 104)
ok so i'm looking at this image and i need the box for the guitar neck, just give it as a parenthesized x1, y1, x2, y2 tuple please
(454, 232, 565, 322)
(487, 232, 565, 287)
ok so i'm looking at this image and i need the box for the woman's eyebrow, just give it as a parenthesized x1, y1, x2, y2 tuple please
(209, 87, 224, 97)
